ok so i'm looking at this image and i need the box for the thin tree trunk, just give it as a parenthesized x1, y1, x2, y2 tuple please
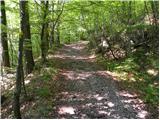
(41, 1, 49, 63)
(1, 0, 10, 67)
(50, 23, 55, 46)
(13, 36, 23, 119)
(50, 1, 55, 47)
(144, 1, 152, 24)
(50, 1, 64, 47)
(102, 6, 117, 60)
(150, 1, 158, 25)
(14, 1, 30, 118)
(8, 34, 14, 66)
(128, 1, 132, 24)
(56, 21, 60, 46)
(20, 1, 35, 74)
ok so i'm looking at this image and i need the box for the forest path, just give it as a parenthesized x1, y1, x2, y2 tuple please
(48, 41, 147, 119)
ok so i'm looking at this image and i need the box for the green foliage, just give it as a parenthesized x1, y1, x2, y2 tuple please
(4, 0, 158, 66)
(97, 55, 138, 72)
(144, 84, 159, 104)
(35, 87, 50, 98)
(37, 104, 52, 117)
(40, 74, 52, 82)
(31, 35, 41, 58)
(127, 24, 153, 31)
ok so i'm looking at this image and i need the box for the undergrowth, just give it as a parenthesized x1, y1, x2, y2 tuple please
(96, 49, 159, 105)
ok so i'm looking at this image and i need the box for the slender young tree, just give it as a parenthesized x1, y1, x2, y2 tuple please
(150, 1, 158, 26)
(21, 1, 34, 74)
(56, 21, 60, 46)
(41, 1, 49, 63)
(49, 1, 64, 47)
(14, 1, 31, 118)
(1, 0, 10, 67)
(128, 1, 132, 25)
(13, 34, 23, 119)
(49, 1, 55, 47)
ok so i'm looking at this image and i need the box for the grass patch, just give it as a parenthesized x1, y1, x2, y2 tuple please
(35, 87, 50, 98)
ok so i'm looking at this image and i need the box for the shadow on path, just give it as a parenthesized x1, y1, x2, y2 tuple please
(48, 41, 148, 119)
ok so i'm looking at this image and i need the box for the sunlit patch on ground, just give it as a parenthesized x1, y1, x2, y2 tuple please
(118, 91, 138, 98)
(117, 91, 148, 119)
(1, 71, 16, 94)
(58, 106, 75, 115)
(49, 41, 95, 62)
(60, 70, 93, 81)
(89, 54, 96, 59)
(96, 70, 118, 80)
(95, 96, 103, 101)
(137, 110, 148, 119)
(52, 54, 94, 61)
(51, 76, 148, 118)
(107, 102, 115, 107)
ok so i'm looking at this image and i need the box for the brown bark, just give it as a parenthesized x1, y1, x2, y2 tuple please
(150, 1, 159, 25)
(14, 1, 32, 118)
(1, 0, 10, 67)
(20, 1, 35, 74)
(56, 21, 60, 46)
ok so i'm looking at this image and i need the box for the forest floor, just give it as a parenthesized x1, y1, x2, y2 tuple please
(1, 41, 158, 119)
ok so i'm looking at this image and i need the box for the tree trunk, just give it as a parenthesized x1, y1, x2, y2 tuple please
(144, 1, 152, 24)
(50, 23, 55, 47)
(13, 35, 23, 118)
(128, 1, 132, 24)
(102, 7, 117, 60)
(56, 21, 60, 47)
(41, 1, 49, 63)
(49, 1, 55, 48)
(1, 0, 10, 67)
(20, 1, 34, 74)
(13, 1, 32, 118)
(150, 1, 158, 25)
(53, 1, 64, 47)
